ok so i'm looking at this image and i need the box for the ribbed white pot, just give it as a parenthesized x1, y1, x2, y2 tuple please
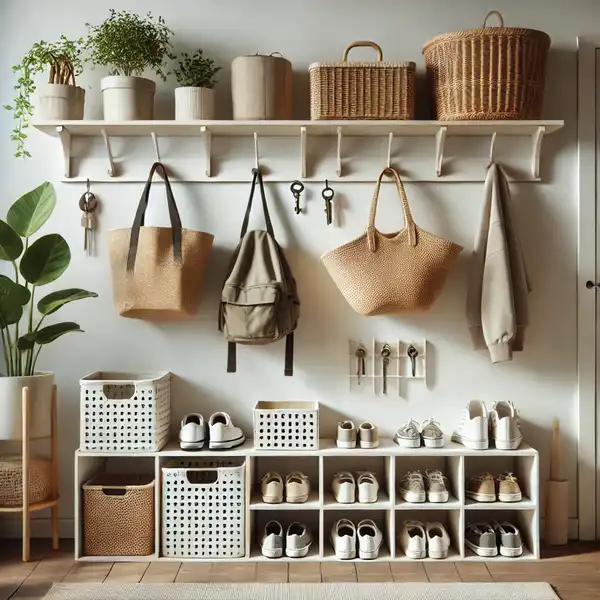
(0, 372, 54, 440)
(175, 87, 215, 120)
(101, 76, 155, 121)
(37, 83, 85, 120)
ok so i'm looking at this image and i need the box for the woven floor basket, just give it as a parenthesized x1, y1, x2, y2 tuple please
(0, 455, 52, 506)
(309, 41, 415, 120)
(83, 474, 154, 556)
(422, 11, 551, 120)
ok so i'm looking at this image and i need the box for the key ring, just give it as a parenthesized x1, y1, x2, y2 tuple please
(322, 180, 334, 201)
(290, 181, 304, 196)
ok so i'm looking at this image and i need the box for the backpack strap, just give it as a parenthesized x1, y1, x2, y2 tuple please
(284, 333, 294, 377)
(239, 168, 275, 239)
(227, 342, 237, 373)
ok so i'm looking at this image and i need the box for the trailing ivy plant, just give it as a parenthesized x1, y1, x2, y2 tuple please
(4, 36, 85, 158)
(174, 50, 221, 88)
(86, 9, 175, 79)
(0, 182, 97, 377)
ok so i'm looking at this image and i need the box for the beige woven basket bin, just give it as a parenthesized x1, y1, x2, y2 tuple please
(0, 455, 52, 506)
(422, 11, 551, 120)
(83, 474, 154, 557)
(309, 41, 415, 120)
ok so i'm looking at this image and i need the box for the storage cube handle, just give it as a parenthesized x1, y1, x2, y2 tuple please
(342, 41, 383, 62)
(185, 470, 219, 485)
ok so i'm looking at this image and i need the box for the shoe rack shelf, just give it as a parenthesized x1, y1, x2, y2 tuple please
(74, 438, 539, 563)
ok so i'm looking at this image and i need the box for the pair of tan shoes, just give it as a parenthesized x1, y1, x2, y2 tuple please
(337, 420, 379, 449)
(466, 472, 522, 503)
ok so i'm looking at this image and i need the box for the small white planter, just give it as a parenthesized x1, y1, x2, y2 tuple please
(0, 372, 54, 440)
(101, 76, 155, 121)
(174, 87, 215, 120)
(37, 83, 85, 120)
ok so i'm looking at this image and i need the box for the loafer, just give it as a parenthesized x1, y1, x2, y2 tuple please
(260, 520, 283, 558)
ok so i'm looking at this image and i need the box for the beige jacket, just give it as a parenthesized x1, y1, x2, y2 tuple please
(466, 164, 531, 363)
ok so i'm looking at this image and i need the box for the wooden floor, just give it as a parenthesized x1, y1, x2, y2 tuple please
(2, 541, 600, 600)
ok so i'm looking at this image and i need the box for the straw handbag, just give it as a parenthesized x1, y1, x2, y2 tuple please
(321, 168, 463, 315)
(108, 162, 214, 321)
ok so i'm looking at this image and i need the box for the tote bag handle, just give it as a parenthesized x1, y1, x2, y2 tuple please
(367, 167, 416, 251)
(239, 168, 275, 239)
(127, 162, 183, 272)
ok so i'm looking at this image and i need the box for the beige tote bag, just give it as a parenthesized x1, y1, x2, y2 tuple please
(108, 162, 214, 321)
(321, 167, 463, 315)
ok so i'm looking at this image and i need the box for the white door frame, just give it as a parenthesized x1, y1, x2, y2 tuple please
(577, 36, 600, 540)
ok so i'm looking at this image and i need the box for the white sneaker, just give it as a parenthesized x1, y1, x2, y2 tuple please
(490, 401, 523, 450)
(332, 472, 356, 504)
(179, 413, 205, 450)
(357, 472, 379, 503)
(420, 418, 444, 448)
(261, 472, 283, 504)
(286, 472, 310, 503)
(331, 519, 357, 560)
(286, 522, 312, 558)
(400, 520, 426, 559)
(208, 412, 245, 450)
(393, 419, 421, 448)
(451, 400, 489, 450)
(426, 522, 451, 559)
(399, 470, 426, 503)
(357, 519, 383, 559)
(260, 520, 283, 558)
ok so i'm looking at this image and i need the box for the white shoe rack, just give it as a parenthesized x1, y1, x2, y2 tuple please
(74, 438, 539, 562)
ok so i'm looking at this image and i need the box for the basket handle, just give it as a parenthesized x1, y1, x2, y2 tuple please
(342, 41, 383, 62)
(101, 488, 127, 497)
(185, 470, 219, 485)
(483, 10, 504, 27)
(102, 384, 135, 401)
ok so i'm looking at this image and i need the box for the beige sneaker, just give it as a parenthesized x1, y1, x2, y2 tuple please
(358, 421, 379, 448)
(337, 420, 357, 449)
(497, 472, 522, 502)
(466, 472, 496, 502)
(285, 472, 310, 503)
(424, 469, 449, 503)
(399, 470, 426, 503)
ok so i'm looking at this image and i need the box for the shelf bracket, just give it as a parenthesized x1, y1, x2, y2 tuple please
(486, 131, 498, 169)
(201, 126, 211, 178)
(101, 129, 115, 177)
(387, 132, 394, 168)
(531, 126, 546, 179)
(254, 132, 260, 170)
(300, 126, 307, 179)
(435, 126, 447, 177)
(56, 126, 71, 179)
(336, 126, 343, 177)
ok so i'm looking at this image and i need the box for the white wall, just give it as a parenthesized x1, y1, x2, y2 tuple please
(0, 0, 592, 535)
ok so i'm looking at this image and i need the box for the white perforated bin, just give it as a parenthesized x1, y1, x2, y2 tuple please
(162, 459, 246, 558)
(253, 401, 319, 450)
(80, 371, 170, 452)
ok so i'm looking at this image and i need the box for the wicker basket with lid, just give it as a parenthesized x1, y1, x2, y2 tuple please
(309, 41, 415, 120)
(422, 11, 551, 120)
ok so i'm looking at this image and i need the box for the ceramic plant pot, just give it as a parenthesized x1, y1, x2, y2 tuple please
(101, 76, 156, 121)
(175, 87, 215, 120)
(37, 83, 85, 120)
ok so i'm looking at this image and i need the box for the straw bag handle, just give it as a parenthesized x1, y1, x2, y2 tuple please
(127, 162, 183, 272)
(367, 167, 416, 252)
(342, 41, 383, 62)
(483, 11, 504, 27)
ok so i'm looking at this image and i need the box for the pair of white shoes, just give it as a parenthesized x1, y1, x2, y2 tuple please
(332, 471, 379, 504)
(179, 412, 245, 451)
(260, 521, 313, 559)
(400, 520, 451, 560)
(331, 518, 383, 560)
(261, 472, 310, 504)
(452, 400, 523, 450)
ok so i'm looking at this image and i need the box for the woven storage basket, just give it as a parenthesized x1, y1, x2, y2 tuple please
(0, 455, 52, 506)
(422, 11, 550, 121)
(309, 41, 415, 120)
(83, 474, 154, 556)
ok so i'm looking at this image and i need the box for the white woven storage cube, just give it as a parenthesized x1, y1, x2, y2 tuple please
(253, 401, 319, 450)
(80, 372, 170, 452)
(162, 459, 245, 559)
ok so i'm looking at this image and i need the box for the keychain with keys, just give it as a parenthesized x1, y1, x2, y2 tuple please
(322, 180, 334, 225)
(407, 344, 419, 377)
(381, 343, 391, 394)
(290, 181, 304, 215)
(355, 346, 366, 385)
(79, 180, 98, 256)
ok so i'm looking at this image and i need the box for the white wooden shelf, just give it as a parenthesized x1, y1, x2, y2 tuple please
(323, 491, 392, 510)
(465, 498, 536, 510)
(250, 491, 321, 510)
(395, 497, 461, 510)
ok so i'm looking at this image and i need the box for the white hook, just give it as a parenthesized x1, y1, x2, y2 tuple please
(254, 132, 259, 170)
(151, 132, 160, 162)
(336, 126, 343, 177)
(101, 129, 115, 177)
(531, 125, 546, 179)
(486, 132, 498, 168)
(435, 126, 447, 177)
(387, 132, 394, 168)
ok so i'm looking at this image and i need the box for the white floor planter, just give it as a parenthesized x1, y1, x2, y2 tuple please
(101, 76, 155, 121)
(175, 87, 215, 120)
(37, 83, 85, 120)
(0, 372, 54, 440)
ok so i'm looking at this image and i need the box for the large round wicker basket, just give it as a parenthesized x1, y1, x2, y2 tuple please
(0, 455, 52, 506)
(422, 11, 551, 121)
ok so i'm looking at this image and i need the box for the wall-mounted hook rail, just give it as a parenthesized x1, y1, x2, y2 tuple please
(56, 126, 71, 179)
(336, 126, 343, 177)
(151, 132, 161, 162)
(387, 132, 394, 168)
(531, 125, 546, 179)
(486, 132, 498, 168)
(300, 126, 307, 179)
(254, 132, 260, 170)
(101, 129, 115, 177)
(201, 126, 211, 178)
(435, 126, 447, 177)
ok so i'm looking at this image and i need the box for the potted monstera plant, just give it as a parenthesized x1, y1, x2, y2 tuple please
(0, 182, 97, 440)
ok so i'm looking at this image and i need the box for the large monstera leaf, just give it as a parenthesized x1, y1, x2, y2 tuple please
(20, 234, 70, 286)
(7, 182, 56, 238)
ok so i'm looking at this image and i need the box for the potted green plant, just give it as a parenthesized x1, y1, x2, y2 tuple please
(4, 35, 86, 158)
(0, 182, 97, 440)
(86, 9, 175, 120)
(174, 50, 221, 120)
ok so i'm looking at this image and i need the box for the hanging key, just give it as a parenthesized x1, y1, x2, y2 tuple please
(290, 181, 304, 215)
(322, 180, 334, 225)
(381, 343, 391, 394)
(355, 346, 366, 385)
(79, 190, 98, 256)
(407, 344, 419, 377)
